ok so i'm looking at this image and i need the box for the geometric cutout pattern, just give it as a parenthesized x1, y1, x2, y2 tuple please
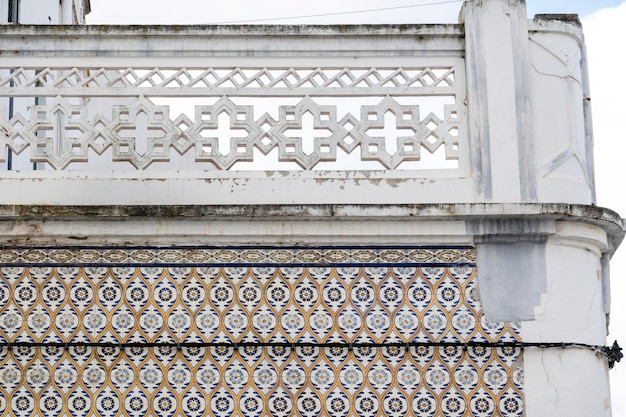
(0, 96, 463, 170)
(0, 63, 466, 171)
(0, 67, 457, 93)
(0, 246, 523, 416)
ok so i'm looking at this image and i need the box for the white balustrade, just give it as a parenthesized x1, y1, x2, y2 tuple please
(0, 26, 467, 173)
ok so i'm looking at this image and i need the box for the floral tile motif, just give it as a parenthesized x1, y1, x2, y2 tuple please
(0, 246, 523, 416)
(0, 246, 476, 265)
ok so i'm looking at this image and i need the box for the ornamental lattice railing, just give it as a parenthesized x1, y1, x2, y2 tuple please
(0, 25, 468, 174)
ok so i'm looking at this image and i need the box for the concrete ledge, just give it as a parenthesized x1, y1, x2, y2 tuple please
(0, 24, 465, 60)
(0, 202, 619, 221)
(533, 14, 581, 27)
(0, 203, 622, 249)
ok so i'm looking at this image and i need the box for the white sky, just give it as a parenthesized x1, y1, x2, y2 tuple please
(86, 0, 626, 414)
(583, 5, 626, 415)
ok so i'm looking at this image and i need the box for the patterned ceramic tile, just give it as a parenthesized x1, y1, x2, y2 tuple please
(0, 246, 523, 417)
(0, 246, 476, 265)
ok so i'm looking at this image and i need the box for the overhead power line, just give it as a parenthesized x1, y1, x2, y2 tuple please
(210, 0, 465, 24)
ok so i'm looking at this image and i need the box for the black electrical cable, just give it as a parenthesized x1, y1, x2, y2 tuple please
(1, 340, 621, 368)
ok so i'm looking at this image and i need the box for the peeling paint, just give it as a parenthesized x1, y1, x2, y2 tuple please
(385, 179, 403, 188)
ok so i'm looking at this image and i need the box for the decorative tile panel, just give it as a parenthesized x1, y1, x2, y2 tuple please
(0, 246, 476, 266)
(0, 246, 523, 416)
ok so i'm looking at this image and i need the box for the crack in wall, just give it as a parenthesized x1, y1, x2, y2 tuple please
(531, 64, 583, 89)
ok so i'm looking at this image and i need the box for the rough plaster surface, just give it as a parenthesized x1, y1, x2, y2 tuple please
(476, 240, 547, 321)
(524, 350, 611, 417)
(468, 218, 552, 321)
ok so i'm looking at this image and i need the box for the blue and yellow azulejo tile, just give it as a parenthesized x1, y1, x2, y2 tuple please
(0, 246, 522, 416)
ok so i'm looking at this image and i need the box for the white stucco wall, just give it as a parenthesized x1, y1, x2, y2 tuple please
(522, 222, 612, 416)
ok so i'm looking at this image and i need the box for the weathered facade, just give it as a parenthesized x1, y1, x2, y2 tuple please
(0, 0, 622, 416)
